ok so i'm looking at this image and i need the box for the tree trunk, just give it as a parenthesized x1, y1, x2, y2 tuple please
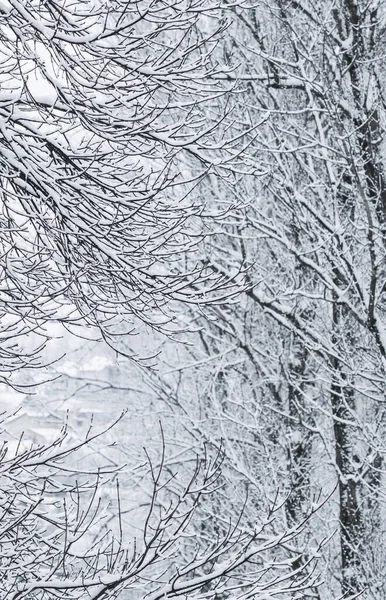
(331, 300, 363, 596)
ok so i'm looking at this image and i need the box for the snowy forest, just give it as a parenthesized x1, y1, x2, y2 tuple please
(0, 0, 385, 598)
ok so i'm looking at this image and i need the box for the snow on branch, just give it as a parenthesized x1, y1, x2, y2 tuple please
(0, 413, 325, 600)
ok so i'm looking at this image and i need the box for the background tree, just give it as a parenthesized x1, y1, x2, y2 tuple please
(135, 1, 386, 598)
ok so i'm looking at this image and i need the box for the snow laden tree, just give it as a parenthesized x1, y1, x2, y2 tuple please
(139, 1, 386, 598)
(0, 0, 245, 381)
(0, 413, 324, 600)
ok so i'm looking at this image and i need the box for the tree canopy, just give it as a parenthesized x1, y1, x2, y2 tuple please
(0, 0, 244, 379)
